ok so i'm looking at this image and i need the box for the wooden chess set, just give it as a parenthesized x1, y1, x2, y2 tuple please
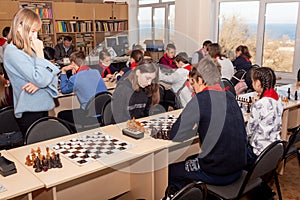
(25, 147, 62, 173)
(124, 115, 177, 140)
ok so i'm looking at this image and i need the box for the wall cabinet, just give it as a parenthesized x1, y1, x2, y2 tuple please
(0, 1, 19, 34)
(94, 4, 113, 20)
(53, 2, 94, 20)
(113, 4, 128, 20)
(0, 1, 19, 20)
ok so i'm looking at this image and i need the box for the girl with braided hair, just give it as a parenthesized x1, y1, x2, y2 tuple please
(246, 67, 284, 167)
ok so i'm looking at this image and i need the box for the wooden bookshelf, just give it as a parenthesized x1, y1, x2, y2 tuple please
(94, 3, 128, 46)
(0, 1, 129, 55)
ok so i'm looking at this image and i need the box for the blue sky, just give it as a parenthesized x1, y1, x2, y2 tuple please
(220, 1, 298, 24)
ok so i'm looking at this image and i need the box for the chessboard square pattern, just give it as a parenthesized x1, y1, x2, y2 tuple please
(48, 132, 133, 166)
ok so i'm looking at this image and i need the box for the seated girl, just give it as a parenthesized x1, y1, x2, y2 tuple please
(246, 67, 284, 167)
(129, 49, 144, 70)
(98, 50, 119, 81)
(111, 60, 159, 123)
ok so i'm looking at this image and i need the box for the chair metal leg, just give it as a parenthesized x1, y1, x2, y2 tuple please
(274, 173, 282, 200)
(297, 149, 300, 166)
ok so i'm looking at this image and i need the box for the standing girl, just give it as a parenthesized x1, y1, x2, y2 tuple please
(4, 8, 59, 136)
(246, 67, 284, 166)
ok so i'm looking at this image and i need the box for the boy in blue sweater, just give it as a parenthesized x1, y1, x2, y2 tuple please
(164, 57, 247, 198)
(58, 51, 107, 129)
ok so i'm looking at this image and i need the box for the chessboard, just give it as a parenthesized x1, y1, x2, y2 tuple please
(139, 114, 177, 140)
(48, 132, 133, 166)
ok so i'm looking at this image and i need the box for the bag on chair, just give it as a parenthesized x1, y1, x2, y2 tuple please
(231, 70, 248, 95)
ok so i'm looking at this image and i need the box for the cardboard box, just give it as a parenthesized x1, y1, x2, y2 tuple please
(144, 40, 164, 52)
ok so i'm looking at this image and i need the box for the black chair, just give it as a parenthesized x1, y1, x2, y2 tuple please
(159, 84, 181, 111)
(207, 140, 285, 200)
(0, 106, 23, 149)
(171, 181, 207, 200)
(221, 78, 236, 96)
(25, 116, 73, 145)
(102, 101, 115, 126)
(73, 91, 112, 131)
(284, 125, 300, 166)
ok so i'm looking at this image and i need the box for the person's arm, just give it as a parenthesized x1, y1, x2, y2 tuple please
(246, 101, 260, 141)
(31, 37, 44, 59)
(59, 65, 75, 94)
(111, 81, 133, 123)
(5, 49, 57, 88)
(170, 97, 200, 142)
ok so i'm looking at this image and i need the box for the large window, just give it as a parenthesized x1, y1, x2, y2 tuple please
(216, 0, 300, 77)
(138, 7, 152, 43)
(263, 2, 298, 72)
(138, 0, 175, 45)
(218, 1, 259, 62)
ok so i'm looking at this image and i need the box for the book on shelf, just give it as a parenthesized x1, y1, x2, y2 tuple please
(20, 3, 53, 19)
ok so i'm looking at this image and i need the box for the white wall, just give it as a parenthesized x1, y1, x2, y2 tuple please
(174, 0, 213, 56)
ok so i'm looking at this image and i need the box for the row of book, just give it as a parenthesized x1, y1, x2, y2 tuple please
(76, 33, 94, 47)
(95, 21, 128, 32)
(20, 3, 53, 19)
(40, 20, 54, 34)
(55, 21, 93, 33)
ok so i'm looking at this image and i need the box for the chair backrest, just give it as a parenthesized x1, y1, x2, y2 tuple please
(85, 91, 112, 118)
(230, 70, 247, 86)
(0, 106, 20, 133)
(239, 140, 284, 195)
(102, 101, 115, 126)
(25, 116, 73, 145)
(221, 78, 236, 96)
(284, 126, 300, 158)
(171, 181, 207, 200)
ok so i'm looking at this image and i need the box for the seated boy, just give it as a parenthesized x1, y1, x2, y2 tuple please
(58, 51, 107, 131)
(164, 57, 247, 198)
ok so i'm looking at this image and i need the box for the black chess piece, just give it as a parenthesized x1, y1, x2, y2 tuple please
(56, 154, 62, 168)
(295, 91, 298, 101)
(288, 88, 291, 100)
(42, 157, 48, 172)
(248, 96, 252, 103)
(34, 157, 42, 173)
(247, 102, 251, 113)
(48, 157, 52, 169)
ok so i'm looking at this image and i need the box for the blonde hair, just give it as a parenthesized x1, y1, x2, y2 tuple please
(7, 8, 42, 57)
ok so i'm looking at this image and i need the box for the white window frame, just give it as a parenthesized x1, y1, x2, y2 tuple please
(213, 0, 300, 80)
(137, 0, 175, 45)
